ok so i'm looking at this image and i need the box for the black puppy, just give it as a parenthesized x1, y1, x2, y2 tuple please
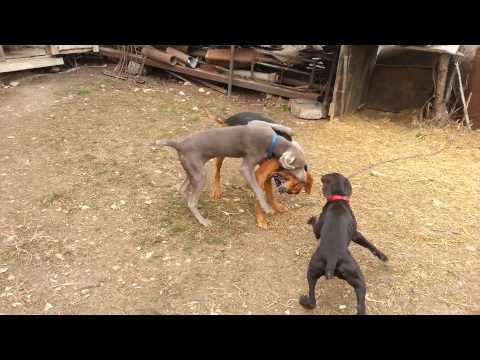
(299, 173, 388, 315)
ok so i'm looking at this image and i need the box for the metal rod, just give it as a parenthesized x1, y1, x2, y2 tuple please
(227, 45, 235, 97)
(255, 62, 311, 76)
(135, 56, 146, 84)
(456, 61, 472, 129)
(166, 70, 226, 94)
(193, 78, 227, 95)
(166, 70, 191, 83)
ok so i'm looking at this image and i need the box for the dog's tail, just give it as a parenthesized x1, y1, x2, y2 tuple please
(325, 256, 338, 280)
(153, 140, 181, 151)
(202, 107, 225, 125)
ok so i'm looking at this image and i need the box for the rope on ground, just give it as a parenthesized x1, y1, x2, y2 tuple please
(348, 132, 454, 179)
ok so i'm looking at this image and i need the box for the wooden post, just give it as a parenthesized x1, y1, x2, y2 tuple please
(323, 46, 339, 107)
(227, 45, 235, 97)
(444, 62, 455, 105)
(340, 55, 349, 117)
(0, 45, 5, 62)
(434, 53, 450, 119)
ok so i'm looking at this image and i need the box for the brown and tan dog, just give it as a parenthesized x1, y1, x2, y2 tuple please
(205, 109, 313, 228)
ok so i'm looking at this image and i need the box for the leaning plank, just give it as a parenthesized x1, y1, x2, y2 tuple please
(0, 56, 64, 73)
(99, 47, 320, 100)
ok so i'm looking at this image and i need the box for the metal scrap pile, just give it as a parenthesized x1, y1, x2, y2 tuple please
(100, 45, 339, 104)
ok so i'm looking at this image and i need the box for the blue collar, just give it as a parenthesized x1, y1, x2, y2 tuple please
(266, 133, 279, 159)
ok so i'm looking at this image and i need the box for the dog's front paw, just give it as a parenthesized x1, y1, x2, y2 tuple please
(357, 307, 367, 315)
(273, 202, 288, 213)
(256, 218, 269, 229)
(211, 189, 221, 201)
(200, 218, 212, 227)
(299, 295, 316, 310)
(261, 204, 274, 215)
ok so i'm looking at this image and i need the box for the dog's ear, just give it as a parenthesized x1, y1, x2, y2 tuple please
(304, 171, 314, 194)
(343, 176, 352, 196)
(279, 150, 296, 170)
(291, 140, 303, 152)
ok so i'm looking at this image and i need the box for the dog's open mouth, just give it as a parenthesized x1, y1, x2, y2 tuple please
(273, 173, 287, 193)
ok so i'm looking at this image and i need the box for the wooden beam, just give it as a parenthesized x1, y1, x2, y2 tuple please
(99, 47, 320, 100)
(0, 56, 64, 73)
(391, 45, 463, 56)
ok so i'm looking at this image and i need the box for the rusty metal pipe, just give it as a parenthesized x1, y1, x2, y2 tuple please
(141, 46, 177, 66)
(206, 48, 273, 69)
(166, 47, 198, 68)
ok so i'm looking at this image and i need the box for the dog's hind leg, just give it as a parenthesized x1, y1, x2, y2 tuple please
(211, 157, 224, 201)
(352, 231, 388, 262)
(179, 176, 192, 199)
(337, 256, 367, 315)
(187, 167, 211, 227)
(178, 155, 193, 200)
(299, 264, 323, 310)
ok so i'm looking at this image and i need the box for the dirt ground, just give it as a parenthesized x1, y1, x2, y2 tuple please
(1, 67, 479, 315)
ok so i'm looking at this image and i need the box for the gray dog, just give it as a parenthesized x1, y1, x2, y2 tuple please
(157, 120, 307, 226)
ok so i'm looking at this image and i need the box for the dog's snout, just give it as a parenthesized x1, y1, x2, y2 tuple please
(294, 169, 307, 183)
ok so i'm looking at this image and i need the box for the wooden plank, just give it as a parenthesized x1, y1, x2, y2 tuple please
(4, 47, 47, 59)
(52, 48, 97, 55)
(49, 45, 60, 55)
(58, 45, 94, 50)
(330, 45, 348, 119)
(0, 56, 64, 73)
(100, 47, 320, 100)
(50, 45, 99, 55)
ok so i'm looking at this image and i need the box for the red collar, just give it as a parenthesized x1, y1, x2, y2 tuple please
(326, 195, 351, 204)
